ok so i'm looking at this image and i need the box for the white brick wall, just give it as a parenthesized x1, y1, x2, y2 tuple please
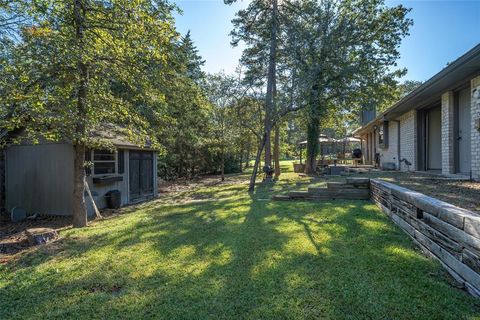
(441, 91, 455, 175)
(377, 110, 417, 171)
(379, 120, 398, 169)
(472, 76, 480, 179)
(399, 110, 417, 171)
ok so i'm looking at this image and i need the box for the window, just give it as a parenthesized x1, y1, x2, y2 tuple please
(93, 149, 116, 175)
(378, 125, 384, 145)
(378, 121, 389, 149)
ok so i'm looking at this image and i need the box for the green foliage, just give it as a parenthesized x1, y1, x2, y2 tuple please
(375, 79, 423, 113)
(281, 0, 412, 168)
(0, 0, 180, 150)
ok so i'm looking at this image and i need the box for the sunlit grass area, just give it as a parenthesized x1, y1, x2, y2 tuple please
(1, 161, 479, 319)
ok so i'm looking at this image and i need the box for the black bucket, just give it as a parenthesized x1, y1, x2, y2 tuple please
(105, 190, 121, 209)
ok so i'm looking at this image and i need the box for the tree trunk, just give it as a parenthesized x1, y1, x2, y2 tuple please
(221, 144, 225, 182)
(245, 141, 251, 168)
(239, 141, 244, 173)
(264, 130, 271, 169)
(72, 0, 88, 228)
(72, 144, 87, 227)
(248, 0, 277, 192)
(305, 116, 320, 174)
(273, 124, 280, 179)
(248, 131, 269, 192)
(263, 0, 278, 169)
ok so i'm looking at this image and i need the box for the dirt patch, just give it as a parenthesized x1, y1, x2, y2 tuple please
(157, 174, 246, 194)
(0, 215, 71, 258)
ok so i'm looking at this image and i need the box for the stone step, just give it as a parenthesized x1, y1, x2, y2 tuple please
(306, 188, 370, 200)
(346, 177, 370, 187)
(309, 186, 370, 194)
(326, 182, 369, 190)
(288, 191, 332, 200)
(271, 195, 292, 201)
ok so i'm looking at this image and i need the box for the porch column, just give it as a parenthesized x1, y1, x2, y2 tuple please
(441, 91, 455, 175)
(472, 76, 480, 180)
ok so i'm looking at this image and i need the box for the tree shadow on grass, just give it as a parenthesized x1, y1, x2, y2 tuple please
(2, 185, 480, 319)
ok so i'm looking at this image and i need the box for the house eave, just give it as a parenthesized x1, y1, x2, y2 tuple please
(353, 43, 480, 136)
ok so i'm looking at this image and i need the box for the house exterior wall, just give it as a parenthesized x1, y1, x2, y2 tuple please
(441, 91, 455, 175)
(472, 75, 480, 179)
(399, 110, 417, 171)
(379, 120, 399, 168)
(359, 110, 416, 171)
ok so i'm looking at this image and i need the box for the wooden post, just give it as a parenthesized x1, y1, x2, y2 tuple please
(84, 180, 102, 219)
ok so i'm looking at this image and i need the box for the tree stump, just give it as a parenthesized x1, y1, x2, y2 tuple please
(25, 228, 58, 245)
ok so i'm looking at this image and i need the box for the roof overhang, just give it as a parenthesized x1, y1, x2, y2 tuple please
(353, 43, 480, 136)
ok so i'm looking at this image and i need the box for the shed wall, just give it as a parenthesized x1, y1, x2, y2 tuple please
(6, 143, 74, 215)
(6, 144, 157, 217)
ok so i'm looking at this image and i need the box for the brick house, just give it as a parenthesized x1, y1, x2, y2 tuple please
(353, 44, 480, 179)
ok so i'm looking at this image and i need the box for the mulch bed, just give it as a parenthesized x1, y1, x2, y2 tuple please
(353, 171, 480, 214)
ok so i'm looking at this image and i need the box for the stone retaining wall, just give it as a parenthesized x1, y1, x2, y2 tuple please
(370, 179, 480, 297)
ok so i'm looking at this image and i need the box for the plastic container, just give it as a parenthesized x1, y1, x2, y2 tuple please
(105, 190, 121, 209)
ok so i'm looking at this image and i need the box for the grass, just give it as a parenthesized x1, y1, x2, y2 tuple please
(1, 161, 480, 319)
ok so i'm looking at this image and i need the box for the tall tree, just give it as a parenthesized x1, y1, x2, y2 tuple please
(205, 73, 238, 181)
(284, 0, 412, 173)
(227, 0, 300, 191)
(179, 30, 206, 84)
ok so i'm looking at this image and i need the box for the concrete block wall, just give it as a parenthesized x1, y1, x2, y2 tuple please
(371, 179, 480, 298)
(399, 110, 417, 171)
(471, 76, 480, 180)
(441, 91, 455, 176)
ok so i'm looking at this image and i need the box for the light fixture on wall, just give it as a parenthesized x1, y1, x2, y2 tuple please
(473, 87, 480, 99)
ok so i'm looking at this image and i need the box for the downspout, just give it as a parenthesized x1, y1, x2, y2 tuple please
(392, 120, 401, 170)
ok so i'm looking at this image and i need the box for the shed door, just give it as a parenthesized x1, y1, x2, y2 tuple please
(129, 151, 154, 201)
(426, 107, 442, 170)
(458, 88, 471, 174)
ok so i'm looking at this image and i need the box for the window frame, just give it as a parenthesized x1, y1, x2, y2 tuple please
(91, 149, 118, 177)
(378, 121, 389, 149)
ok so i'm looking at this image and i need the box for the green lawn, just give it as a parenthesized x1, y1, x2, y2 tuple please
(1, 161, 480, 319)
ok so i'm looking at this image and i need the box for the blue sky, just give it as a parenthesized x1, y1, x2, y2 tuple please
(173, 0, 480, 82)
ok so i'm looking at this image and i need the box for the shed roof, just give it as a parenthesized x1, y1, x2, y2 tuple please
(90, 125, 156, 151)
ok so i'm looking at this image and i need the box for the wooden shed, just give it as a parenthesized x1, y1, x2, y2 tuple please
(3, 132, 158, 217)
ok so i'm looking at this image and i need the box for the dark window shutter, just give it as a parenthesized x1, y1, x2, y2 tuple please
(379, 121, 389, 149)
(383, 121, 389, 148)
(117, 150, 124, 174)
(85, 149, 92, 176)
